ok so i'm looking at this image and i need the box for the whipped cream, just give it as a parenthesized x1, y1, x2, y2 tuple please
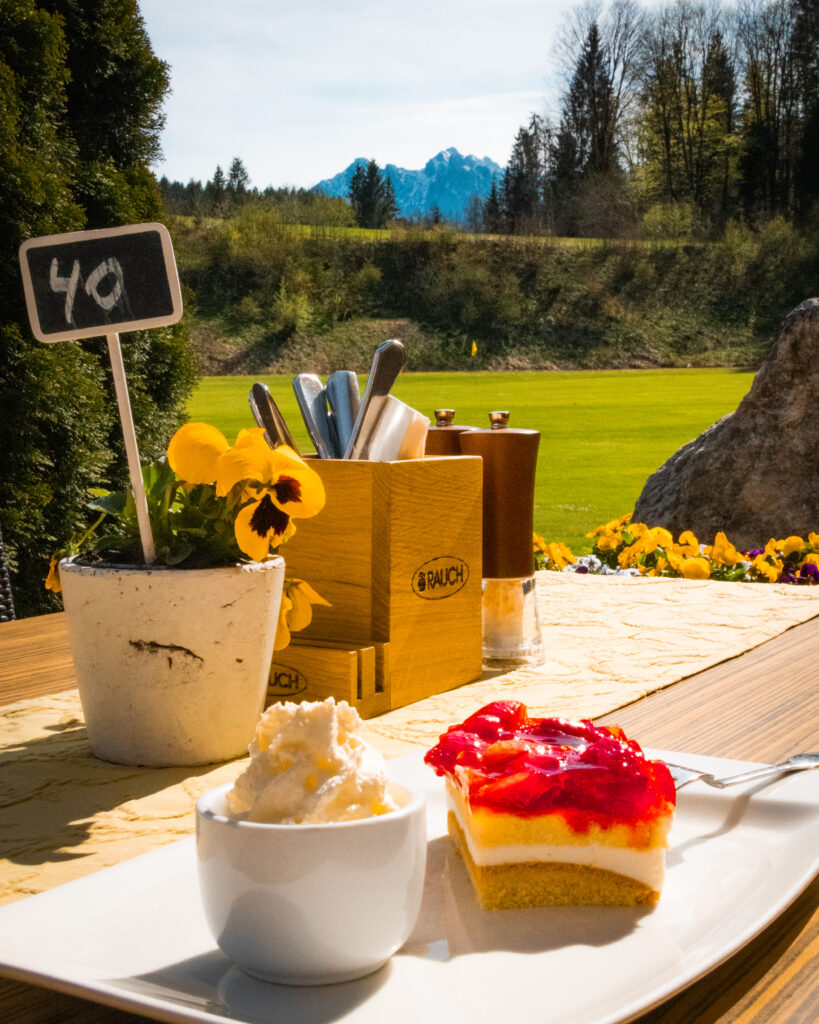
(226, 698, 398, 824)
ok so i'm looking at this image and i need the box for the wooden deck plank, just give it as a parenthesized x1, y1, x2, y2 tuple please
(0, 613, 75, 703)
(598, 615, 819, 763)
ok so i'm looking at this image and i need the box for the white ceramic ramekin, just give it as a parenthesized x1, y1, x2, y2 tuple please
(196, 781, 427, 985)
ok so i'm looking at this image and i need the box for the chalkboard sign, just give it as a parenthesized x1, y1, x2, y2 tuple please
(19, 222, 183, 343)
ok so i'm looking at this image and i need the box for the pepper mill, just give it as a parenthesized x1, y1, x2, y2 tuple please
(425, 409, 473, 455)
(459, 411, 544, 668)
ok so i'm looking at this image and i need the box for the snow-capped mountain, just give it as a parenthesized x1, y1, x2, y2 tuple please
(312, 147, 503, 220)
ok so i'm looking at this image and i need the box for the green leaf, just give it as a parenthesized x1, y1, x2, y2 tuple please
(87, 491, 127, 514)
(164, 543, 194, 565)
(91, 532, 127, 553)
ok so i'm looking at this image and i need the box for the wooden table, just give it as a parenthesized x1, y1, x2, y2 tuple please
(0, 611, 817, 1024)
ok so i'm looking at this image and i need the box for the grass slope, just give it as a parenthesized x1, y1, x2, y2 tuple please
(172, 214, 816, 376)
(188, 368, 753, 553)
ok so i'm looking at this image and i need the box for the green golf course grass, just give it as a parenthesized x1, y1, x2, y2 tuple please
(187, 369, 753, 554)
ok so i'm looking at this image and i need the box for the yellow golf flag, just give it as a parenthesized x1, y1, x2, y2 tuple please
(470, 340, 477, 357)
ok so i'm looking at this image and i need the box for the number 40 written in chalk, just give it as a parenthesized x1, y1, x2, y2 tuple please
(50, 255, 129, 325)
(18, 222, 182, 344)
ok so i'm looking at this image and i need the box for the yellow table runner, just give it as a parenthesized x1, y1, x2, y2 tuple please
(1, 574, 815, 906)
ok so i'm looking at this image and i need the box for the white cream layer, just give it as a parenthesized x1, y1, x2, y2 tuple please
(449, 793, 665, 891)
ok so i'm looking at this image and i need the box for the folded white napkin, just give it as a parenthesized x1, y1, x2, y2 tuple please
(359, 395, 429, 461)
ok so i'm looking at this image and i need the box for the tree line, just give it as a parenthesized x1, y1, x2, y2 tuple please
(158, 158, 355, 225)
(159, 156, 404, 230)
(487, 0, 818, 238)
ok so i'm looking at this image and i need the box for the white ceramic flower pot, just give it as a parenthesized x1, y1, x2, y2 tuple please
(59, 557, 285, 766)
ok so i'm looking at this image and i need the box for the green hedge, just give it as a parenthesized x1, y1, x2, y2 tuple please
(0, 0, 197, 616)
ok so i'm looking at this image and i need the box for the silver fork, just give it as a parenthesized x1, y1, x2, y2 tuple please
(666, 753, 819, 790)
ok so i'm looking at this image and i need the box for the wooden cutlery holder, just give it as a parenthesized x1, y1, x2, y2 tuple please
(273, 455, 483, 716)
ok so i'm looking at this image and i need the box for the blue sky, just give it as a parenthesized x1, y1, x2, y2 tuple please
(138, 0, 569, 190)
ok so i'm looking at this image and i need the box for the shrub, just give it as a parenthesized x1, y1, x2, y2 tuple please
(641, 202, 699, 240)
(272, 280, 313, 336)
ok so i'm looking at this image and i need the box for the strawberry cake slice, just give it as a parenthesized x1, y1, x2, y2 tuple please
(424, 700, 676, 910)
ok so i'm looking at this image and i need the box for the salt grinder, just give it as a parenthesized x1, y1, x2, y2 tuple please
(425, 409, 473, 455)
(459, 412, 544, 668)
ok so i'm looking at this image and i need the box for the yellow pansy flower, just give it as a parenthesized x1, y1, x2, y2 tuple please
(648, 526, 673, 548)
(44, 555, 61, 594)
(558, 541, 576, 564)
(587, 512, 631, 538)
(167, 422, 230, 486)
(752, 553, 781, 582)
(704, 530, 742, 567)
(232, 426, 270, 450)
(665, 549, 710, 579)
(274, 579, 332, 651)
(665, 549, 683, 572)
(780, 535, 805, 557)
(808, 532, 819, 550)
(803, 553, 819, 566)
(542, 541, 576, 569)
(679, 556, 711, 579)
(618, 541, 642, 567)
(596, 530, 621, 552)
(215, 439, 326, 561)
(617, 525, 669, 567)
(676, 530, 700, 556)
(763, 538, 780, 559)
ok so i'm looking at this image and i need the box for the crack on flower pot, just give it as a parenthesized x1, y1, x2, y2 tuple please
(128, 640, 204, 665)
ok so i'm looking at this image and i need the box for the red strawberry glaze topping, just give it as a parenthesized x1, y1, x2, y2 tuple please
(424, 700, 676, 831)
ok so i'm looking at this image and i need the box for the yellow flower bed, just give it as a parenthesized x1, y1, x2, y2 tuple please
(534, 517, 819, 585)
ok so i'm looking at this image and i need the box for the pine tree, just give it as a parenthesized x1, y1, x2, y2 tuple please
(551, 124, 582, 233)
(549, 20, 620, 234)
(562, 22, 617, 178)
(348, 159, 397, 228)
(482, 179, 504, 233)
(502, 115, 547, 234)
(348, 163, 367, 222)
(227, 157, 250, 197)
(380, 174, 399, 225)
(205, 165, 227, 215)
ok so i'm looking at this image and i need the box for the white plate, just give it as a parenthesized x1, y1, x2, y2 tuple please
(0, 750, 817, 1024)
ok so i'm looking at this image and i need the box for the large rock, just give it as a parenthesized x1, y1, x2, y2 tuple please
(633, 298, 819, 550)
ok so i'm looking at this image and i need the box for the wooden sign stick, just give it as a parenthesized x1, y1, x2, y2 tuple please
(106, 333, 155, 565)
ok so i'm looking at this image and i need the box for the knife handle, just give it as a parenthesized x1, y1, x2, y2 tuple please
(325, 370, 360, 456)
(293, 374, 335, 458)
(249, 382, 298, 452)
